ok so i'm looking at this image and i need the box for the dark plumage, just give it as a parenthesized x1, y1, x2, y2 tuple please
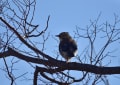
(56, 32, 78, 62)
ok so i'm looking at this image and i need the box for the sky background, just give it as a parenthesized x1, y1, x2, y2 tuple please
(0, 0, 120, 85)
(33, 0, 120, 84)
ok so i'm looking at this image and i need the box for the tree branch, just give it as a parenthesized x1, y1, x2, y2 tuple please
(0, 16, 55, 61)
(0, 47, 119, 75)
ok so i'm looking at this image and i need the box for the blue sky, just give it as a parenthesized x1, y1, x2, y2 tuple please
(38, 0, 120, 32)
(38, 0, 120, 62)
(35, 0, 120, 85)
(0, 0, 120, 85)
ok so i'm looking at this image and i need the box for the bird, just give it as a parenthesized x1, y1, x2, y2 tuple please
(56, 32, 78, 62)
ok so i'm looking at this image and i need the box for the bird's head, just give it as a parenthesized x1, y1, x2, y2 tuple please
(56, 32, 71, 41)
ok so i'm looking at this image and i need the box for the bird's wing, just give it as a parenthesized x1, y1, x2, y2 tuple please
(59, 40, 77, 57)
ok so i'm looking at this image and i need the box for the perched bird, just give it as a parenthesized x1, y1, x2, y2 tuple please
(56, 32, 78, 62)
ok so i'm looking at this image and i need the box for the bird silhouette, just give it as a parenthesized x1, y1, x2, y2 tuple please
(56, 32, 78, 62)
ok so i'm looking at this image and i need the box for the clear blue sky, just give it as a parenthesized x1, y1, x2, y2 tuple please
(0, 0, 120, 85)
(38, 0, 120, 33)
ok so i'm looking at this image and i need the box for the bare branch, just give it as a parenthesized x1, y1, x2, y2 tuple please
(0, 16, 54, 61)
(0, 47, 120, 75)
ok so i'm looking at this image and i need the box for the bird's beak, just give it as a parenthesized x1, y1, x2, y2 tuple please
(56, 35, 59, 37)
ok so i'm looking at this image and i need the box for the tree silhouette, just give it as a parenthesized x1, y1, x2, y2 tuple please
(0, 0, 120, 85)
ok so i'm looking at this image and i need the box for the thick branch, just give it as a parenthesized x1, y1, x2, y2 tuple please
(0, 47, 120, 75)
(34, 66, 38, 85)
(0, 16, 54, 61)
